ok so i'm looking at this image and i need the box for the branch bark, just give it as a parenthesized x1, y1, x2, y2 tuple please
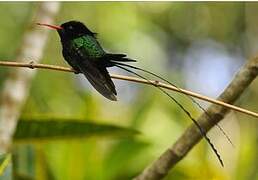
(0, 2, 60, 154)
(0, 61, 258, 120)
(134, 56, 258, 180)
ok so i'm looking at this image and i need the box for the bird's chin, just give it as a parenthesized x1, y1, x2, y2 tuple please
(57, 30, 67, 41)
(57, 29, 64, 35)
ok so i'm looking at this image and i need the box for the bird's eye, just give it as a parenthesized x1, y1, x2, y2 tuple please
(68, 26, 73, 30)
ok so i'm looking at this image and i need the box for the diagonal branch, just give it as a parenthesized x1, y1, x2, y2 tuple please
(0, 60, 258, 120)
(134, 56, 258, 180)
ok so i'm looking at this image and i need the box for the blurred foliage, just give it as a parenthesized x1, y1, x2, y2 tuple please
(14, 119, 138, 142)
(0, 154, 12, 180)
(0, 2, 258, 180)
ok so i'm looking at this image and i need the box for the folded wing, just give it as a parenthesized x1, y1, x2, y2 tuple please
(62, 46, 117, 101)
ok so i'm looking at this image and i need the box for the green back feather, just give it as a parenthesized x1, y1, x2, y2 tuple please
(72, 35, 105, 58)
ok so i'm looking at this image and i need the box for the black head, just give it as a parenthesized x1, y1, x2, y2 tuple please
(37, 21, 96, 41)
(59, 21, 96, 40)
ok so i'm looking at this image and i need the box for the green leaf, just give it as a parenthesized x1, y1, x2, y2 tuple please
(0, 153, 12, 179)
(13, 119, 139, 143)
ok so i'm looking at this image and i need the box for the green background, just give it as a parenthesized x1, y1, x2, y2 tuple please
(0, 2, 258, 180)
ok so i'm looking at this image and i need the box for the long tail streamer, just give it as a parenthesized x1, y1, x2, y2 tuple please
(113, 63, 224, 167)
(112, 61, 233, 147)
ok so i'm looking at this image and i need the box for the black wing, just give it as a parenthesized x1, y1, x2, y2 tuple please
(63, 47, 117, 101)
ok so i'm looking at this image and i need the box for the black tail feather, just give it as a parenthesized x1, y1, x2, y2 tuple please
(111, 61, 234, 147)
(105, 53, 137, 62)
(114, 64, 224, 167)
(115, 64, 224, 166)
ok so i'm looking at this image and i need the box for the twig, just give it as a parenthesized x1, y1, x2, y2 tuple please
(134, 56, 258, 179)
(0, 60, 258, 120)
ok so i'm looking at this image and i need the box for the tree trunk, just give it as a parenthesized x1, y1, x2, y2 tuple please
(0, 2, 60, 154)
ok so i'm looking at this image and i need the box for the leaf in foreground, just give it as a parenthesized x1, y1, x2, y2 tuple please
(13, 119, 138, 142)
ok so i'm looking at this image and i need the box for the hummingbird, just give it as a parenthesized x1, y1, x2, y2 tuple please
(38, 21, 137, 101)
(37, 20, 229, 166)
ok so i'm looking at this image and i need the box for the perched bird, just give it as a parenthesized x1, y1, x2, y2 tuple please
(37, 20, 228, 166)
(38, 21, 136, 101)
